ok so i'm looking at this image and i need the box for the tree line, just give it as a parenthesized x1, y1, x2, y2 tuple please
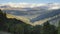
(0, 9, 60, 34)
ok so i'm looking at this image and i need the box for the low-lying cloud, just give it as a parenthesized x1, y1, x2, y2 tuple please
(0, 2, 60, 10)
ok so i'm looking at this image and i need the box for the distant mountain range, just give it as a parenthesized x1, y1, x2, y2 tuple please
(31, 9, 60, 22)
(0, 3, 60, 26)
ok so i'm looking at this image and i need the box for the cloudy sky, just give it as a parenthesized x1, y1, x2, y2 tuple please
(0, 0, 60, 10)
(0, 0, 60, 4)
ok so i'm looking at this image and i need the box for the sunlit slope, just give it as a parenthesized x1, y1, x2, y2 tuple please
(6, 14, 32, 25)
(6, 14, 60, 26)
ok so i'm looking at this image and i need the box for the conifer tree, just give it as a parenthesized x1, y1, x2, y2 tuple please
(58, 21, 60, 34)
(43, 21, 56, 34)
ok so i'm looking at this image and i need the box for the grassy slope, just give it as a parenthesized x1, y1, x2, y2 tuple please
(6, 14, 32, 25)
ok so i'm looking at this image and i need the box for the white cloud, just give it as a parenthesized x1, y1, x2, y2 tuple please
(48, 3, 60, 10)
(0, 2, 46, 8)
(50, 6, 60, 9)
(0, 2, 60, 10)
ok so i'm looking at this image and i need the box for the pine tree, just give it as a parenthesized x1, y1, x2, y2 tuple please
(43, 21, 56, 34)
(0, 9, 7, 30)
(0, 9, 4, 30)
(58, 21, 60, 34)
(32, 25, 41, 34)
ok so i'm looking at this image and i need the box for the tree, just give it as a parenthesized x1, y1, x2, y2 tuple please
(42, 21, 56, 34)
(24, 24, 33, 34)
(0, 9, 7, 30)
(31, 25, 41, 34)
(58, 21, 60, 34)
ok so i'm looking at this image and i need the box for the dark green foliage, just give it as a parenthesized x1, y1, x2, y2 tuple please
(24, 24, 33, 34)
(0, 9, 6, 30)
(58, 21, 60, 34)
(42, 21, 57, 34)
(31, 25, 42, 34)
